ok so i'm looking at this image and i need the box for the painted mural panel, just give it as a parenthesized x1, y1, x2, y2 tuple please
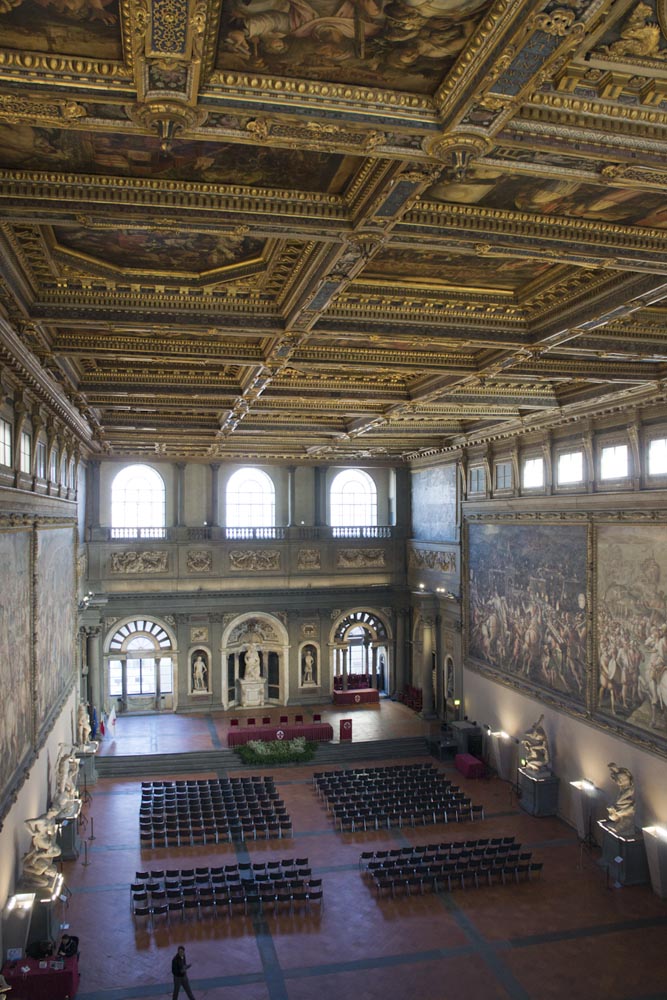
(0, 0, 122, 60)
(216, 0, 492, 96)
(0, 529, 32, 800)
(35, 526, 76, 729)
(467, 522, 588, 705)
(597, 524, 667, 742)
(52, 227, 265, 275)
(0, 125, 360, 192)
(411, 464, 457, 542)
(424, 166, 667, 230)
(366, 248, 553, 290)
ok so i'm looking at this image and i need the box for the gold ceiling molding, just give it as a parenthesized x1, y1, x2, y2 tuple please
(245, 118, 386, 155)
(207, 71, 433, 113)
(422, 133, 492, 181)
(0, 49, 130, 81)
(125, 100, 209, 147)
(524, 91, 667, 128)
(0, 96, 86, 126)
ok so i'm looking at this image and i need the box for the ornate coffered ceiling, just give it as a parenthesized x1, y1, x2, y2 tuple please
(1, 0, 667, 461)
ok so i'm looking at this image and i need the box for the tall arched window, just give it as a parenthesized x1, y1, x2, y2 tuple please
(226, 468, 275, 537)
(111, 464, 166, 539)
(330, 469, 377, 534)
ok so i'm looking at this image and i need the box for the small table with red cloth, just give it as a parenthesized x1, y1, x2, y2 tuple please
(227, 722, 333, 746)
(455, 753, 485, 779)
(1, 956, 79, 999)
(332, 688, 379, 705)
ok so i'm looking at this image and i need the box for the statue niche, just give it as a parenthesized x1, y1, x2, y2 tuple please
(239, 640, 265, 707)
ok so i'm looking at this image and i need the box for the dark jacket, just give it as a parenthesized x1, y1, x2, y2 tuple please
(172, 953, 189, 977)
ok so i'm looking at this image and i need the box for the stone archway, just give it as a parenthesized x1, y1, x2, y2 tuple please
(221, 613, 289, 708)
(329, 608, 391, 692)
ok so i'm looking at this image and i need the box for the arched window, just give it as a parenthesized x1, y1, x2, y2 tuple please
(225, 468, 275, 536)
(107, 618, 173, 705)
(111, 464, 166, 539)
(330, 469, 377, 533)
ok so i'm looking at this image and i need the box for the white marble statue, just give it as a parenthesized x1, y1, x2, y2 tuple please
(606, 762, 636, 838)
(521, 714, 551, 775)
(244, 641, 261, 680)
(77, 701, 92, 747)
(22, 811, 62, 886)
(52, 747, 81, 818)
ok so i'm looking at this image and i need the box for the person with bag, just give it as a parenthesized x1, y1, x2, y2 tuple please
(171, 946, 196, 1000)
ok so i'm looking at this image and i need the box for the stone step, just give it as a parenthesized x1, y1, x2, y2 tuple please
(94, 736, 431, 778)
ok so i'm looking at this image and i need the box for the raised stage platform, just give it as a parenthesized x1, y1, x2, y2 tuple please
(332, 688, 380, 705)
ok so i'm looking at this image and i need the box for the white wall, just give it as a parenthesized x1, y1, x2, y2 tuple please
(464, 669, 667, 838)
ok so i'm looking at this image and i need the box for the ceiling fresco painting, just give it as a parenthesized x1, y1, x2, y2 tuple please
(365, 248, 554, 290)
(424, 168, 667, 229)
(0, 125, 360, 192)
(0, 0, 667, 459)
(0, 0, 122, 58)
(52, 227, 266, 275)
(217, 0, 493, 94)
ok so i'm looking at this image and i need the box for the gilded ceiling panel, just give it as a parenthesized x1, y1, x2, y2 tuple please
(424, 165, 667, 229)
(0, 0, 122, 59)
(51, 225, 265, 274)
(215, 0, 492, 95)
(0, 124, 360, 191)
(364, 247, 554, 290)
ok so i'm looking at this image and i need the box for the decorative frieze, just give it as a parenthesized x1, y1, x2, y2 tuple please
(109, 551, 168, 573)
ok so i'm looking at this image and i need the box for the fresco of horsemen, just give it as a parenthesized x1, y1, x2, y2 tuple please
(467, 523, 588, 704)
(597, 525, 667, 736)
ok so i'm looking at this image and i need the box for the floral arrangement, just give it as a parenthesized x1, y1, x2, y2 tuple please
(233, 736, 317, 765)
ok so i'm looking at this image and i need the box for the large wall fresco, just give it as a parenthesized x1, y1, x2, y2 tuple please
(411, 464, 457, 543)
(597, 524, 667, 741)
(467, 522, 588, 706)
(34, 526, 76, 732)
(0, 528, 33, 801)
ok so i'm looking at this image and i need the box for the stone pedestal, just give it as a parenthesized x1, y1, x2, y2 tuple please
(598, 822, 649, 886)
(76, 748, 98, 787)
(239, 678, 265, 708)
(642, 826, 667, 899)
(56, 818, 81, 861)
(518, 769, 560, 817)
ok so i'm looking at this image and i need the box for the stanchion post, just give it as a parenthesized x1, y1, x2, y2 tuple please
(81, 840, 90, 867)
(88, 816, 95, 842)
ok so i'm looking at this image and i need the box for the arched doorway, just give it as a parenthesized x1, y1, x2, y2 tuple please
(104, 616, 176, 713)
(221, 613, 289, 708)
(330, 609, 391, 693)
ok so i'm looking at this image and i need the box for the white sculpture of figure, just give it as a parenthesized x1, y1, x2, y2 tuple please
(193, 654, 208, 691)
(244, 642, 261, 680)
(302, 648, 315, 685)
(77, 701, 92, 747)
(53, 747, 81, 818)
(606, 762, 636, 838)
(521, 714, 551, 775)
(22, 811, 61, 886)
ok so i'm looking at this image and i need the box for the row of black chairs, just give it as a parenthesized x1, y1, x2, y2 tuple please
(364, 851, 542, 897)
(139, 813, 293, 847)
(359, 836, 516, 870)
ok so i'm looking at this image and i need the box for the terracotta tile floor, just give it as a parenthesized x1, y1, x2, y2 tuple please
(53, 703, 667, 1000)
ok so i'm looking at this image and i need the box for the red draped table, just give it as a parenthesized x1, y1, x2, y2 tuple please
(228, 722, 333, 746)
(455, 753, 485, 779)
(1, 956, 79, 999)
(332, 688, 379, 705)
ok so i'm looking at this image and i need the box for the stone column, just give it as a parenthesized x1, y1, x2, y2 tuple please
(341, 646, 348, 690)
(210, 463, 220, 526)
(314, 466, 325, 527)
(287, 466, 296, 526)
(87, 460, 101, 534)
(83, 626, 102, 715)
(371, 644, 378, 689)
(421, 617, 435, 718)
(175, 462, 186, 527)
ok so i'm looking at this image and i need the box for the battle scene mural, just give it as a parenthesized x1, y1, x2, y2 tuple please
(597, 524, 667, 743)
(217, 0, 493, 95)
(34, 526, 77, 731)
(467, 522, 588, 705)
(0, 528, 33, 808)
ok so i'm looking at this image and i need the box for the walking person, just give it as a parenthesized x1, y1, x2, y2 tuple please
(171, 946, 196, 1000)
